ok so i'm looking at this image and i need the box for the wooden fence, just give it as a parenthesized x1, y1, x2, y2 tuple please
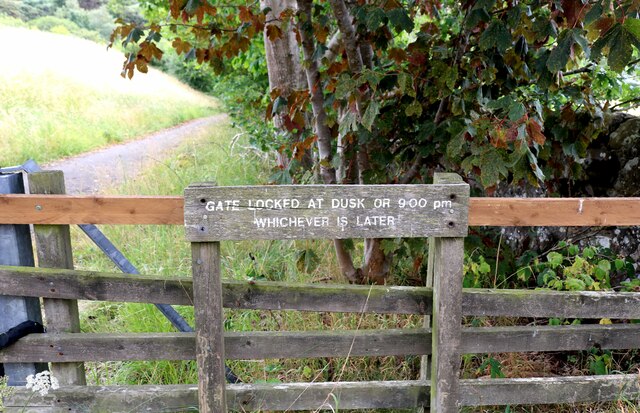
(0, 172, 639, 412)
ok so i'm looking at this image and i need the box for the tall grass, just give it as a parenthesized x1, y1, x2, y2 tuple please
(69, 120, 639, 412)
(0, 26, 218, 166)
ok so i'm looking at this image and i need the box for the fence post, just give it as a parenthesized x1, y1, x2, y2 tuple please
(0, 173, 46, 385)
(192, 241, 227, 412)
(418, 236, 436, 413)
(28, 171, 86, 385)
(430, 173, 465, 412)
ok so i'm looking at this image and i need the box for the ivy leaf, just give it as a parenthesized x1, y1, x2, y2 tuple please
(479, 20, 512, 53)
(362, 101, 380, 131)
(386, 8, 414, 33)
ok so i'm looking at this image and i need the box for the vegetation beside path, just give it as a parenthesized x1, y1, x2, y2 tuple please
(0, 25, 218, 167)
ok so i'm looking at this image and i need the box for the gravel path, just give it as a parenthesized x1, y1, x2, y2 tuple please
(44, 114, 227, 194)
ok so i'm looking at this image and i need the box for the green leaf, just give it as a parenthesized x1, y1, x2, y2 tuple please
(584, 3, 603, 25)
(623, 18, 640, 42)
(565, 277, 586, 291)
(386, 8, 414, 33)
(479, 147, 508, 187)
(508, 101, 526, 121)
(592, 24, 621, 60)
(582, 247, 595, 259)
(597, 259, 611, 273)
(614, 259, 625, 270)
(568, 245, 579, 255)
(335, 74, 357, 100)
(609, 29, 633, 72)
(405, 100, 423, 117)
(547, 251, 563, 268)
(446, 131, 466, 160)
(362, 101, 380, 131)
(547, 30, 575, 72)
(479, 20, 512, 53)
(365, 8, 386, 31)
(466, 8, 491, 28)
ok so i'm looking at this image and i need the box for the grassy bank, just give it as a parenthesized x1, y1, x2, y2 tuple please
(0, 26, 218, 167)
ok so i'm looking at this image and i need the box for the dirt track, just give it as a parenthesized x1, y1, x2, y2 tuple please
(44, 114, 227, 194)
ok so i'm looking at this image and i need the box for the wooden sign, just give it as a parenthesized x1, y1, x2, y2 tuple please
(184, 183, 469, 241)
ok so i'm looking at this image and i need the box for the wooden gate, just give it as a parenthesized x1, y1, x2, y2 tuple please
(184, 173, 469, 412)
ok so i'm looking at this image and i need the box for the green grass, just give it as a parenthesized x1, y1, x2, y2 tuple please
(0, 25, 218, 167)
(68, 119, 640, 412)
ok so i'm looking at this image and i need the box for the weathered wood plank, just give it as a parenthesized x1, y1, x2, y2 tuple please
(0, 265, 196, 305)
(4, 325, 639, 363)
(469, 197, 640, 226)
(3, 265, 640, 318)
(460, 375, 640, 406)
(6, 375, 640, 411)
(463, 288, 640, 319)
(0, 194, 184, 224)
(430, 235, 464, 412)
(0, 265, 429, 313)
(0, 329, 430, 362)
(191, 242, 226, 412)
(184, 184, 470, 241)
(3, 195, 640, 227)
(462, 324, 640, 353)
(28, 171, 85, 386)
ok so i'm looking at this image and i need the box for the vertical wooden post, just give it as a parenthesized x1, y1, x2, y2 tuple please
(192, 242, 227, 412)
(429, 173, 465, 412)
(418, 237, 436, 413)
(0, 172, 46, 385)
(28, 171, 86, 385)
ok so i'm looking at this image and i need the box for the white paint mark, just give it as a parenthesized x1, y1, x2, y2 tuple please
(578, 199, 584, 214)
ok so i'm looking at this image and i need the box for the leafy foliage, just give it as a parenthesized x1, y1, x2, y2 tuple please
(111, 0, 640, 193)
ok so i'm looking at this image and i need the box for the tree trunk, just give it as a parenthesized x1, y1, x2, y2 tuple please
(261, 0, 310, 170)
(297, 0, 360, 282)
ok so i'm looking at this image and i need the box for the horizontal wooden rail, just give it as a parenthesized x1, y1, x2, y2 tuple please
(3, 325, 639, 363)
(2, 195, 640, 226)
(3, 265, 640, 318)
(5, 375, 640, 411)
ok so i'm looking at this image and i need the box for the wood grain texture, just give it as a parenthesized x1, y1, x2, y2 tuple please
(469, 197, 640, 226)
(185, 184, 469, 241)
(0, 194, 183, 224)
(463, 288, 640, 319)
(3, 265, 640, 318)
(28, 171, 85, 386)
(430, 236, 464, 413)
(3, 325, 640, 363)
(3, 195, 640, 227)
(6, 375, 640, 411)
(191, 242, 226, 412)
